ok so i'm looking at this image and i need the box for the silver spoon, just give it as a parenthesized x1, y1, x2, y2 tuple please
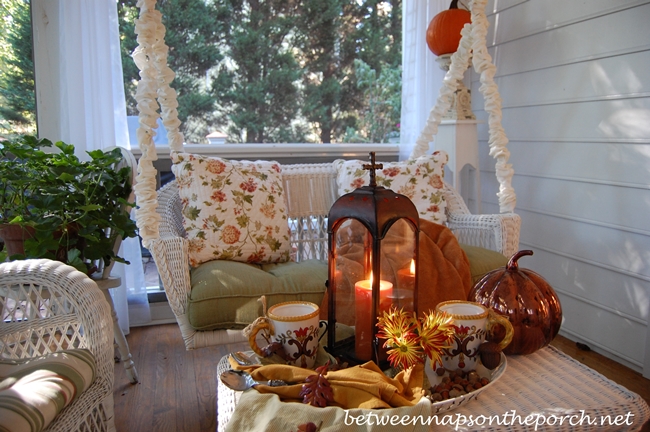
(220, 369, 288, 391)
(230, 351, 260, 367)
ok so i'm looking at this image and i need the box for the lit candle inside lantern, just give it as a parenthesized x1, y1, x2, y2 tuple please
(397, 259, 415, 283)
(393, 259, 416, 312)
(354, 273, 393, 360)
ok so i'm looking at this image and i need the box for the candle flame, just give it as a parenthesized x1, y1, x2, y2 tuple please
(410, 259, 415, 275)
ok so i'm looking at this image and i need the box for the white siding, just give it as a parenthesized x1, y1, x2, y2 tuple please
(470, 0, 650, 375)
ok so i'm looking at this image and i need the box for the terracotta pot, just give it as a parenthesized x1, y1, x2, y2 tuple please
(0, 224, 35, 257)
(0, 223, 84, 268)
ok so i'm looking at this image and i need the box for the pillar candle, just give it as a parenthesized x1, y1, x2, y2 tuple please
(354, 278, 393, 361)
(397, 259, 415, 290)
(396, 259, 416, 310)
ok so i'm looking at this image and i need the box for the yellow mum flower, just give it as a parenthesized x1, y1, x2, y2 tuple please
(418, 311, 455, 369)
(386, 333, 424, 371)
(376, 306, 416, 348)
(376, 307, 455, 371)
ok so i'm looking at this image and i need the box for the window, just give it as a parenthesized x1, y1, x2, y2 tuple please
(0, 0, 36, 139)
(118, 0, 402, 146)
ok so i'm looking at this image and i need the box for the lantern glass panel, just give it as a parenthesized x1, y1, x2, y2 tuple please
(329, 217, 417, 364)
(385, 218, 417, 314)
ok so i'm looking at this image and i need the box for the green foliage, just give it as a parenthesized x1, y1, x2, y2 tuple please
(294, 0, 350, 143)
(354, 59, 402, 143)
(0, 136, 138, 275)
(0, 0, 36, 137)
(355, 0, 402, 70)
(118, 0, 227, 143)
(118, 0, 402, 144)
(0, 1, 402, 145)
(211, 0, 306, 143)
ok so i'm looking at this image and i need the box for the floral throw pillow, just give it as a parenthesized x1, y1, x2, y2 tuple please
(171, 152, 291, 267)
(334, 151, 449, 224)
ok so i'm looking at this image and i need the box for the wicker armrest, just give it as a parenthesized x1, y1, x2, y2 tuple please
(0, 259, 115, 432)
(445, 212, 521, 257)
(154, 184, 192, 308)
(153, 182, 199, 349)
(148, 236, 191, 318)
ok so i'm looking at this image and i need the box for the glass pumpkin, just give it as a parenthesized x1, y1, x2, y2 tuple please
(468, 250, 562, 355)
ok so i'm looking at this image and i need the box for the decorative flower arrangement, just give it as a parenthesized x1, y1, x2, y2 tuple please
(376, 306, 455, 371)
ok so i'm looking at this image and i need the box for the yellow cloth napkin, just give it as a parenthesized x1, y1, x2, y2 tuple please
(228, 358, 425, 409)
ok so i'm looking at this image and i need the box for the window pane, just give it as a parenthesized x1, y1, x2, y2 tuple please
(118, 0, 402, 145)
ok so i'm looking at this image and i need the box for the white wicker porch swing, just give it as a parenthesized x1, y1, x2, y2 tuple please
(131, 0, 520, 350)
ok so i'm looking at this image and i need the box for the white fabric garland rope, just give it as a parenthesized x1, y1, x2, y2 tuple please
(132, 0, 185, 247)
(409, 0, 516, 213)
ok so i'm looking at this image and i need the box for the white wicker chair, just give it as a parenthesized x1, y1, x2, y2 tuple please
(0, 259, 115, 432)
(150, 162, 520, 350)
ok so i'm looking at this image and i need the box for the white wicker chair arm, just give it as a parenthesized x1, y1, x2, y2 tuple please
(152, 182, 195, 348)
(0, 259, 115, 432)
(445, 212, 521, 258)
(148, 236, 191, 319)
(442, 181, 520, 257)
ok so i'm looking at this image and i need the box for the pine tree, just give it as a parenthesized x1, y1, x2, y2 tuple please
(355, 59, 402, 143)
(350, 0, 402, 142)
(118, 0, 226, 143)
(295, 0, 401, 143)
(355, 0, 402, 71)
(0, 0, 36, 136)
(117, 0, 402, 144)
(211, 0, 306, 143)
(294, 0, 352, 143)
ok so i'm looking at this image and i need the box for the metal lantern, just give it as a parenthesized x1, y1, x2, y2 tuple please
(326, 152, 420, 365)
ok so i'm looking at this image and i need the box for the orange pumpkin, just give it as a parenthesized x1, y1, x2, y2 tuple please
(426, 0, 471, 56)
(468, 250, 563, 355)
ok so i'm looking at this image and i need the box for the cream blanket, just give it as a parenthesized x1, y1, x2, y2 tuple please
(224, 391, 432, 432)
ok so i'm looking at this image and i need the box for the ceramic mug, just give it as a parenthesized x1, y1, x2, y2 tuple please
(435, 300, 513, 372)
(248, 301, 320, 369)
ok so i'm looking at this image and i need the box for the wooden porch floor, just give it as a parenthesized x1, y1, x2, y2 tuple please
(113, 324, 650, 432)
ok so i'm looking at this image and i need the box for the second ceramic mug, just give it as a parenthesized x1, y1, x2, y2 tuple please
(248, 301, 320, 369)
(435, 300, 514, 372)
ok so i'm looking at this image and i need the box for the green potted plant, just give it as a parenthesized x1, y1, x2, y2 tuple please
(0, 135, 138, 276)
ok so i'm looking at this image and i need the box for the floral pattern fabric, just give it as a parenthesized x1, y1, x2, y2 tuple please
(334, 151, 449, 224)
(171, 152, 291, 267)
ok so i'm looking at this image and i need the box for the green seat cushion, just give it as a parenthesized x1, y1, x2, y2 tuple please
(460, 243, 509, 285)
(188, 259, 328, 331)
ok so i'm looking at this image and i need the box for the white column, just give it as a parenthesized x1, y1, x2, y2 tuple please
(29, 0, 150, 338)
(435, 120, 481, 213)
(399, 0, 447, 161)
(31, 1, 62, 141)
